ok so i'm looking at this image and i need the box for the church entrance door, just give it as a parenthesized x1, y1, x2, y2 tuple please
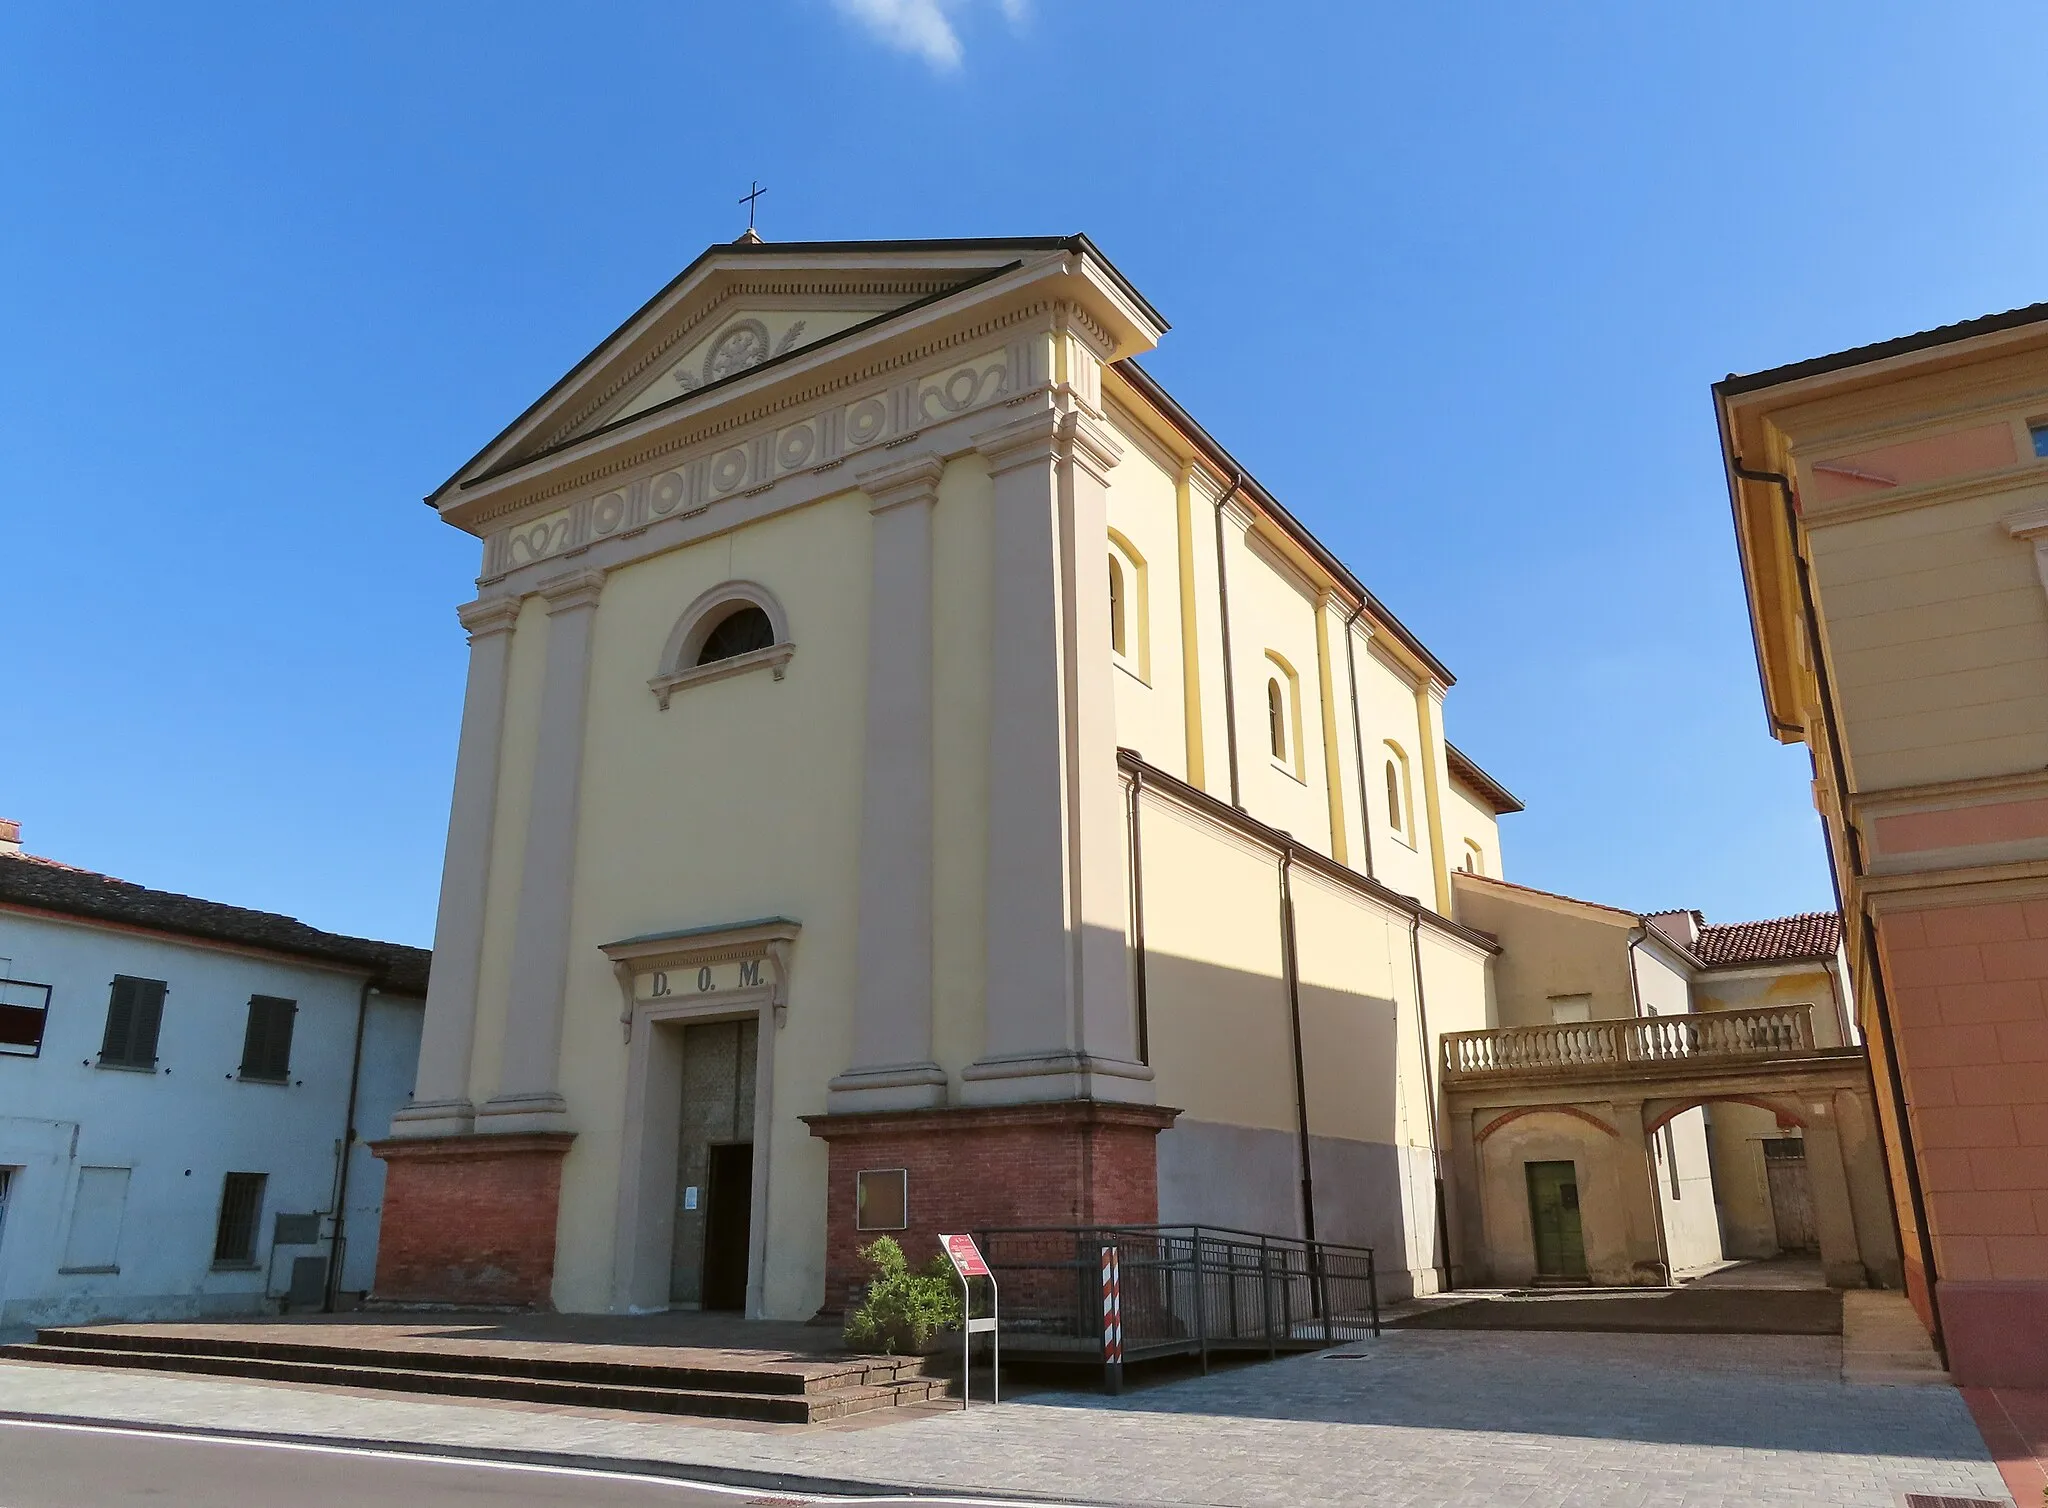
(701, 1142, 754, 1311)
(669, 1018, 759, 1307)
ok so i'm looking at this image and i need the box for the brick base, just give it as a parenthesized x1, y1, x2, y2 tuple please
(368, 1132, 574, 1308)
(803, 1099, 1179, 1311)
(1942, 1279, 2048, 1388)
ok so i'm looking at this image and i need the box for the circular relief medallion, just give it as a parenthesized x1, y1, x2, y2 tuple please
(650, 472, 686, 515)
(846, 396, 887, 447)
(711, 448, 748, 493)
(703, 320, 771, 385)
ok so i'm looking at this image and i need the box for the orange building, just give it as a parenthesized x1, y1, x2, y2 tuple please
(1716, 303, 2048, 1387)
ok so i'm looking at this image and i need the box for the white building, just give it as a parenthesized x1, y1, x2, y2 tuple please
(0, 820, 427, 1329)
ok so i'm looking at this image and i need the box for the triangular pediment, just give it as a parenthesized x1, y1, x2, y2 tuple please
(432, 238, 1112, 506)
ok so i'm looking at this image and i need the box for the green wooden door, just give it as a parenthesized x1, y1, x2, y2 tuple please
(1526, 1160, 1587, 1279)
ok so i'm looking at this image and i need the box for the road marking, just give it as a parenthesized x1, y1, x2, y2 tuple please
(0, 1417, 1088, 1507)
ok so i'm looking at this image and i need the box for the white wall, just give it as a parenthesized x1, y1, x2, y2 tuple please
(0, 911, 421, 1328)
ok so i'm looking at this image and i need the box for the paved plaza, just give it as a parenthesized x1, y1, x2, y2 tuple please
(0, 1327, 2017, 1506)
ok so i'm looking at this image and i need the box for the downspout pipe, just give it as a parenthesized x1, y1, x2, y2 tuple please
(1734, 460, 1942, 1359)
(1278, 850, 1317, 1246)
(1127, 765, 1151, 1065)
(1212, 472, 1246, 808)
(1342, 602, 1376, 880)
(325, 973, 379, 1312)
(1406, 914, 1451, 1288)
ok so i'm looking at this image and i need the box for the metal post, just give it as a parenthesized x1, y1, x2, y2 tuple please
(1261, 1235, 1276, 1358)
(1193, 1230, 1210, 1374)
(1101, 1245, 1124, 1396)
(1369, 1248, 1381, 1337)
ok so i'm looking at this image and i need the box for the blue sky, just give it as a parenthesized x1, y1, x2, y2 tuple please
(5, 3, 2043, 948)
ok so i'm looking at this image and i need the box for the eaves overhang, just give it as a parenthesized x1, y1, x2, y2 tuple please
(1446, 742, 1524, 815)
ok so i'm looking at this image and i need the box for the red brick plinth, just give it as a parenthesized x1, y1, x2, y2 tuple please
(368, 1132, 574, 1308)
(803, 1099, 1179, 1311)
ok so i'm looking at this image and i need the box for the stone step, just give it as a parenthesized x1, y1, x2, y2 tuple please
(0, 1341, 956, 1424)
(21, 1326, 936, 1398)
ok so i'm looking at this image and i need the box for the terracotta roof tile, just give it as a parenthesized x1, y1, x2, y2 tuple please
(0, 851, 430, 996)
(1694, 912, 1841, 968)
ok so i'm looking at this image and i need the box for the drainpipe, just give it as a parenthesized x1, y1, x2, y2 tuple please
(1341, 602, 1376, 881)
(1127, 765, 1151, 1065)
(1406, 914, 1451, 1289)
(1212, 472, 1246, 808)
(1734, 460, 1942, 1360)
(324, 974, 379, 1312)
(1278, 851, 1317, 1244)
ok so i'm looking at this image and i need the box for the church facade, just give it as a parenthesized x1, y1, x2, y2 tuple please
(373, 235, 1516, 1318)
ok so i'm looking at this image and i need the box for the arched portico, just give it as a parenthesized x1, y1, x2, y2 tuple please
(1444, 1017, 1899, 1291)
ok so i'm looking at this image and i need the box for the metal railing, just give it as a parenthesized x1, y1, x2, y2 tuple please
(972, 1224, 1379, 1370)
(1443, 1003, 1816, 1079)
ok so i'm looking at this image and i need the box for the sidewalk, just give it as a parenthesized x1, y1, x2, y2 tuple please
(0, 1328, 2014, 1506)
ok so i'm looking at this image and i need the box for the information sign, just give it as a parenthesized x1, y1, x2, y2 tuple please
(939, 1233, 990, 1279)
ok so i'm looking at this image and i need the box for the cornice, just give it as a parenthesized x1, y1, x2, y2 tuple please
(1800, 455, 2048, 529)
(456, 595, 522, 638)
(855, 450, 947, 513)
(459, 298, 1059, 536)
(538, 567, 607, 613)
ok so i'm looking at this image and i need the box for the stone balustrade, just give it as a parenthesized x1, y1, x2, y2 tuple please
(1442, 1004, 1816, 1080)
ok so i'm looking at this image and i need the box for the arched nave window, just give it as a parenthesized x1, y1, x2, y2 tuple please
(697, 605, 776, 665)
(1267, 678, 1287, 760)
(1461, 839, 1484, 875)
(649, 580, 795, 710)
(1106, 529, 1147, 681)
(1263, 650, 1304, 781)
(1108, 556, 1127, 657)
(1384, 742, 1414, 844)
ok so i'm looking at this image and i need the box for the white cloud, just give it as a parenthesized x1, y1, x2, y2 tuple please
(831, 0, 1027, 71)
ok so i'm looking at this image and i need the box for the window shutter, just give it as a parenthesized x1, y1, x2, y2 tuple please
(130, 980, 165, 1066)
(240, 996, 296, 1080)
(100, 979, 136, 1063)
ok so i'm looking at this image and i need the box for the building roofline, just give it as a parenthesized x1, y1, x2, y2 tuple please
(1714, 300, 2048, 399)
(1446, 742, 1524, 814)
(1111, 359, 1456, 687)
(0, 854, 430, 996)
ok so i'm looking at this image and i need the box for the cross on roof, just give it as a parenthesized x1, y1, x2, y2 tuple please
(739, 180, 766, 232)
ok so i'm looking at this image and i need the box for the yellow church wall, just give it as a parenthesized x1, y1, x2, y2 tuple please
(1353, 644, 1438, 905)
(1104, 421, 1192, 782)
(1227, 525, 1337, 853)
(547, 489, 876, 1316)
(930, 456, 995, 1077)
(1446, 778, 1504, 880)
(465, 593, 551, 1111)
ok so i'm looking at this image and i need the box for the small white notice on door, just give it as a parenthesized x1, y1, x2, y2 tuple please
(684, 1186, 699, 1210)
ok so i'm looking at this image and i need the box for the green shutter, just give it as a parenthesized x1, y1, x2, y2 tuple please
(99, 978, 135, 1063)
(129, 980, 165, 1067)
(241, 996, 296, 1080)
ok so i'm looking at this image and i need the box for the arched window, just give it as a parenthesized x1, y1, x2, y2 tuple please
(650, 580, 794, 710)
(1462, 839, 1484, 875)
(1108, 556, 1127, 657)
(1268, 678, 1287, 760)
(1385, 760, 1404, 834)
(697, 605, 775, 665)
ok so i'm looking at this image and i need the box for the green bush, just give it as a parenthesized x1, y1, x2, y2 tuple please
(842, 1236, 963, 1354)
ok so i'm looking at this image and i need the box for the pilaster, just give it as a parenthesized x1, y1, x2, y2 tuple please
(479, 566, 605, 1134)
(393, 594, 522, 1139)
(1415, 678, 1454, 915)
(1803, 1095, 1870, 1288)
(830, 452, 948, 1112)
(1606, 1098, 1670, 1284)
(962, 403, 1152, 1105)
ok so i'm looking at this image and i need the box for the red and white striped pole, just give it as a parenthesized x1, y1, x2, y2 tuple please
(1101, 1245, 1124, 1395)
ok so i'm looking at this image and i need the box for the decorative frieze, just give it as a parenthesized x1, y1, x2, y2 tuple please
(481, 341, 1034, 583)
